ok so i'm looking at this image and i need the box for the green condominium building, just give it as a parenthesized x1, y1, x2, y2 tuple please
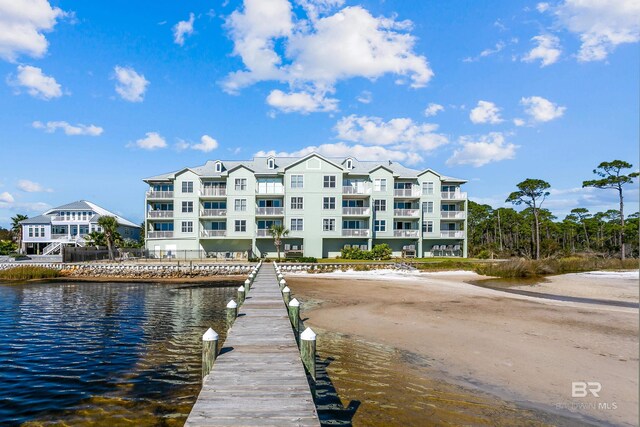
(143, 153, 467, 259)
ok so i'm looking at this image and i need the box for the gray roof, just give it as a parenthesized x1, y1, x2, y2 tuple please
(143, 153, 467, 182)
(53, 200, 94, 210)
(19, 200, 139, 228)
(19, 214, 52, 225)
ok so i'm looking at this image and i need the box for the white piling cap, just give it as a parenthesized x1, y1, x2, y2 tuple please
(249, 273, 254, 278)
(244, 279, 250, 285)
(226, 299, 238, 308)
(203, 328, 219, 341)
(238, 285, 245, 292)
(279, 279, 286, 285)
(282, 286, 290, 293)
(277, 273, 284, 279)
(289, 298, 300, 307)
(300, 327, 316, 341)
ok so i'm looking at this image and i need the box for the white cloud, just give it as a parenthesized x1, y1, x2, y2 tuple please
(335, 114, 448, 152)
(191, 135, 219, 152)
(447, 132, 517, 167)
(469, 100, 503, 124)
(536, 2, 550, 13)
(513, 118, 526, 126)
(0, 192, 14, 203)
(522, 34, 562, 66)
(463, 41, 506, 62)
(9, 65, 62, 99)
(173, 13, 195, 46)
(114, 66, 149, 102)
(424, 102, 444, 117)
(553, 0, 640, 62)
(223, 1, 432, 112)
(356, 90, 372, 104)
(520, 96, 566, 122)
(17, 179, 51, 193)
(0, 0, 65, 61)
(266, 89, 338, 113)
(32, 120, 103, 136)
(131, 132, 166, 150)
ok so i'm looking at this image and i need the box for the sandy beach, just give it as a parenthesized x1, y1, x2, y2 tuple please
(287, 269, 639, 426)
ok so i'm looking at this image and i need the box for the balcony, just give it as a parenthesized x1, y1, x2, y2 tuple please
(256, 185, 284, 195)
(342, 185, 371, 196)
(342, 229, 370, 237)
(441, 211, 466, 219)
(201, 229, 226, 238)
(393, 209, 420, 217)
(256, 229, 271, 237)
(147, 191, 174, 199)
(256, 207, 284, 216)
(441, 231, 464, 238)
(51, 234, 70, 240)
(342, 207, 371, 216)
(148, 210, 174, 218)
(201, 209, 227, 217)
(393, 230, 420, 238)
(201, 187, 227, 197)
(393, 188, 421, 198)
(148, 231, 174, 239)
(441, 191, 467, 200)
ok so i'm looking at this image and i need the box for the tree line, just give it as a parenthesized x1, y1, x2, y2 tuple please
(469, 160, 638, 259)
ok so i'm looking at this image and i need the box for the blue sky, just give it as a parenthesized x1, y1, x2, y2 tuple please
(0, 0, 638, 227)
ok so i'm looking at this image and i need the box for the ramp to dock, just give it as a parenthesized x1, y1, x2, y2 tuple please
(185, 264, 320, 426)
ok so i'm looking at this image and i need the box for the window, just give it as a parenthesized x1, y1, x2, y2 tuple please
(323, 175, 336, 188)
(322, 218, 335, 231)
(374, 178, 387, 192)
(291, 218, 303, 231)
(215, 162, 222, 173)
(374, 220, 386, 232)
(41, 227, 45, 236)
(345, 159, 353, 169)
(34, 227, 39, 237)
(268, 157, 275, 169)
(423, 201, 434, 213)
(422, 220, 434, 233)
(234, 199, 247, 211)
(181, 221, 193, 233)
(28, 227, 33, 237)
(235, 178, 247, 191)
(323, 197, 336, 210)
(182, 181, 194, 193)
(422, 181, 434, 195)
(235, 220, 246, 232)
(291, 197, 303, 210)
(182, 201, 193, 213)
(374, 199, 387, 212)
(290, 174, 304, 189)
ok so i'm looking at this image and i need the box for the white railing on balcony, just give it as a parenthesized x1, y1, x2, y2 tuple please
(393, 188, 421, 197)
(393, 209, 420, 217)
(256, 229, 271, 237)
(201, 187, 227, 197)
(148, 231, 174, 239)
(440, 231, 464, 238)
(441, 211, 466, 219)
(342, 185, 371, 195)
(147, 190, 174, 198)
(51, 234, 69, 240)
(393, 230, 420, 238)
(201, 229, 226, 237)
(255, 207, 284, 215)
(342, 229, 370, 237)
(342, 207, 370, 216)
(256, 185, 284, 195)
(201, 209, 227, 217)
(148, 210, 174, 218)
(441, 191, 467, 200)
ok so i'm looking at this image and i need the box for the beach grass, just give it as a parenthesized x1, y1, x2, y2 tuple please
(474, 257, 638, 278)
(0, 266, 63, 281)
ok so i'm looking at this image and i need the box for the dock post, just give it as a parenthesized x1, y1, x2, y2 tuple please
(282, 286, 291, 305)
(226, 299, 238, 326)
(300, 327, 317, 381)
(288, 298, 300, 332)
(279, 278, 286, 291)
(237, 285, 245, 306)
(244, 278, 251, 292)
(202, 328, 219, 379)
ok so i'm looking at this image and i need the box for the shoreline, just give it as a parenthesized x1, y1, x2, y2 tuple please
(0, 275, 245, 285)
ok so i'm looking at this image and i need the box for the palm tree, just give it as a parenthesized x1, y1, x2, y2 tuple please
(10, 214, 28, 254)
(97, 216, 120, 260)
(268, 224, 289, 261)
(85, 231, 106, 248)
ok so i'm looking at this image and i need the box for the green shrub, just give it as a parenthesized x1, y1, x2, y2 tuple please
(371, 244, 392, 260)
(476, 249, 491, 259)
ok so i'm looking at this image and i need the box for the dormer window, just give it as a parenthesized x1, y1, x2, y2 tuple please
(345, 158, 353, 169)
(267, 157, 275, 169)
(215, 161, 222, 173)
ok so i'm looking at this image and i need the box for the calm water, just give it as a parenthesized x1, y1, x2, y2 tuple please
(0, 281, 237, 426)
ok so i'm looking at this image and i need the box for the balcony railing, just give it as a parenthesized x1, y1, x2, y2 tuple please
(342, 207, 370, 216)
(51, 234, 69, 240)
(148, 210, 174, 218)
(148, 231, 174, 239)
(441, 191, 467, 200)
(342, 229, 370, 237)
(393, 209, 420, 217)
(201, 187, 227, 197)
(393, 188, 421, 197)
(256, 207, 284, 216)
(441, 211, 466, 219)
(256, 186, 284, 195)
(201, 229, 226, 238)
(393, 230, 420, 238)
(201, 209, 227, 217)
(256, 229, 271, 237)
(147, 191, 174, 198)
(441, 231, 464, 238)
(342, 185, 371, 195)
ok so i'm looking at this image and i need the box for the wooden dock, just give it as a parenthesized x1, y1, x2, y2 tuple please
(185, 263, 320, 427)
